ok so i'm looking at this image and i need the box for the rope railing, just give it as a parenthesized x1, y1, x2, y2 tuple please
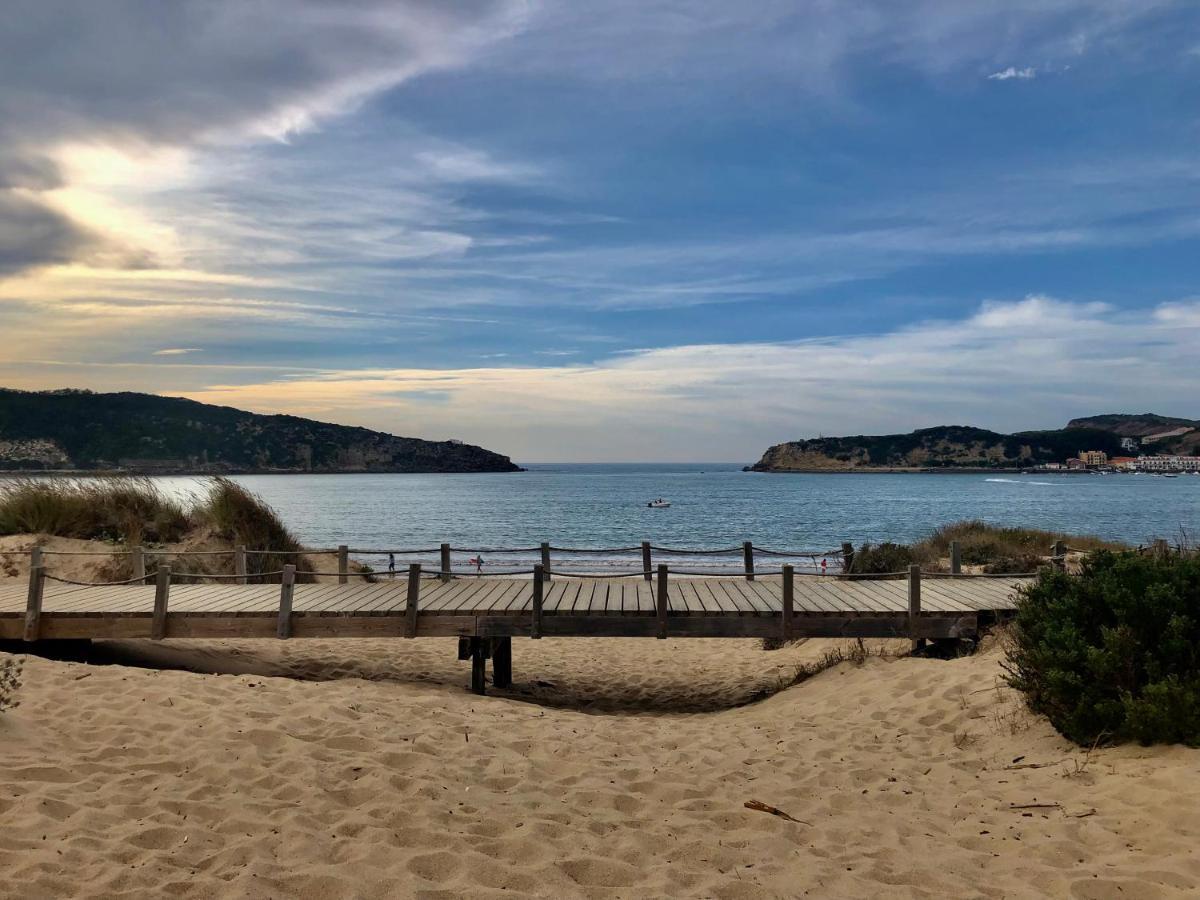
(647, 545, 743, 555)
(546, 545, 642, 554)
(43, 572, 156, 587)
(752, 546, 845, 558)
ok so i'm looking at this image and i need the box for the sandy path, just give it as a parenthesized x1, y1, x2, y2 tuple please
(1, 636, 1198, 899)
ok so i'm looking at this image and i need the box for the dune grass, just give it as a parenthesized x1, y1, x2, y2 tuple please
(195, 478, 305, 578)
(0, 477, 190, 544)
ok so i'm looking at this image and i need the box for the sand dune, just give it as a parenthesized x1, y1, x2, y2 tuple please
(2, 635, 1198, 899)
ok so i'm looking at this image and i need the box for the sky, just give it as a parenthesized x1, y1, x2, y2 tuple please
(1, 1, 1198, 462)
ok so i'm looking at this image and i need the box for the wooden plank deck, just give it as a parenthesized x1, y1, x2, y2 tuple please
(0, 574, 1027, 642)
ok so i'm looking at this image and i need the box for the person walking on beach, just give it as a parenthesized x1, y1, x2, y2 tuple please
(820, 557, 827, 576)
(474, 554, 485, 574)
(388, 552, 395, 578)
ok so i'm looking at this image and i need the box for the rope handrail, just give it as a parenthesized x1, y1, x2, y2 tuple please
(447, 546, 542, 554)
(920, 570, 1039, 579)
(243, 549, 333, 556)
(43, 573, 154, 587)
(148, 549, 236, 557)
(38, 548, 135, 556)
(546, 545, 642, 554)
(647, 545, 743, 555)
(752, 547, 844, 558)
(170, 571, 286, 581)
(348, 548, 442, 555)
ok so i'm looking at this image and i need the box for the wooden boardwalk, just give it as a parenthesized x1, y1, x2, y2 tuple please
(0, 573, 1026, 642)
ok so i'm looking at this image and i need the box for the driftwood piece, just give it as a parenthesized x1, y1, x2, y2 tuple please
(744, 799, 810, 825)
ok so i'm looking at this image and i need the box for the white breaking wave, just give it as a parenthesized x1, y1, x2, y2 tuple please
(985, 478, 1057, 486)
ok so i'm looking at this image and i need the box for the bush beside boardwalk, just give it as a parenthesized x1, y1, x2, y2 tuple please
(1006, 550, 1200, 747)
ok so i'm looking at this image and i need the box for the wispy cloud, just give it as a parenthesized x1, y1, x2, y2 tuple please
(988, 66, 1037, 80)
(152, 348, 202, 356)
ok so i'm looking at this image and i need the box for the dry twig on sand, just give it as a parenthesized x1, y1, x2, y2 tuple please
(744, 799, 811, 825)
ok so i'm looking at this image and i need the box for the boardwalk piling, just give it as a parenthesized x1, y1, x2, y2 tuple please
(277, 564, 295, 639)
(440, 543, 452, 582)
(470, 639, 487, 695)
(950, 541, 961, 575)
(656, 564, 669, 638)
(531, 565, 544, 639)
(492, 638, 512, 688)
(641, 541, 653, 582)
(405, 563, 421, 637)
(782, 564, 794, 642)
(337, 545, 349, 584)
(23, 564, 44, 642)
(540, 543, 552, 581)
(152, 565, 171, 640)
(743, 541, 755, 581)
(235, 545, 247, 585)
(908, 564, 924, 652)
(1051, 540, 1066, 573)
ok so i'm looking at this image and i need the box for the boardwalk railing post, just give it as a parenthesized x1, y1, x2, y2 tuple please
(908, 564, 924, 652)
(337, 545, 349, 585)
(656, 564, 668, 639)
(133, 545, 146, 584)
(743, 541, 755, 581)
(841, 542, 855, 574)
(278, 564, 295, 639)
(540, 542, 552, 581)
(641, 541, 652, 582)
(30, 546, 42, 571)
(235, 545, 247, 585)
(405, 563, 421, 637)
(440, 543, 452, 582)
(782, 564, 794, 642)
(950, 541, 961, 575)
(1051, 540, 1066, 573)
(531, 565, 544, 639)
(24, 564, 44, 642)
(152, 565, 171, 640)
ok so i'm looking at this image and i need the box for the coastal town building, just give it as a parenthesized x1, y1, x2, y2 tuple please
(1079, 450, 1108, 467)
(1136, 455, 1200, 472)
(1109, 456, 1138, 470)
(1120, 437, 1138, 452)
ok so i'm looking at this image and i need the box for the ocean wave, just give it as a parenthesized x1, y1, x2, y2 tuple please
(985, 478, 1057, 486)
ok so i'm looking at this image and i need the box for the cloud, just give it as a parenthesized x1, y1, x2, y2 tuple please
(1, 295, 1175, 462)
(988, 66, 1037, 80)
(152, 348, 203, 356)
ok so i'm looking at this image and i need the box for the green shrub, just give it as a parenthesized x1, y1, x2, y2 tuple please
(981, 554, 1045, 575)
(851, 542, 913, 576)
(1004, 551, 1200, 746)
(0, 655, 22, 713)
(196, 478, 308, 580)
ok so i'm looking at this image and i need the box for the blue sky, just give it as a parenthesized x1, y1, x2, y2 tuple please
(1, 1, 1198, 460)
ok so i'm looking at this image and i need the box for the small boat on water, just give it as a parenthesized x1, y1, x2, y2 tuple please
(647, 498, 671, 508)
(1162, 473, 1180, 478)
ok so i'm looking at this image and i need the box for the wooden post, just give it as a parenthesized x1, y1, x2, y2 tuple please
(405, 563, 421, 638)
(337, 545, 349, 584)
(841, 542, 855, 574)
(277, 564, 295, 639)
(656, 564, 668, 639)
(950, 540, 961, 575)
(30, 546, 42, 571)
(440, 543, 452, 582)
(492, 638, 512, 689)
(132, 546, 146, 584)
(908, 564, 924, 652)
(540, 542, 552, 581)
(235, 545, 247, 585)
(743, 541, 755, 581)
(152, 565, 171, 640)
(531, 565, 544, 639)
(23, 564, 44, 642)
(470, 638, 487, 695)
(641, 541, 652, 582)
(1051, 540, 1066, 573)
(782, 564, 794, 642)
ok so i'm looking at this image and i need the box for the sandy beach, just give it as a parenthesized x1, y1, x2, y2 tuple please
(2, 631, 1198, 899)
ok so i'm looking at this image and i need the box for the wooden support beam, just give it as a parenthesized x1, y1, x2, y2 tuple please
(277, 564, 295, 638)
(782, 564, 794, 642)
(656, 564, 668, 638)
(337, 545, 349, 584)
(842, 541, 855, 574)
(743, 541, 755, 581)
(540, 542, 552, 581)
(908, 564, 925, 652)
(23, 564, 44, 642)
(235, 545, 247, 585)
(492, 637, 512, 688)
(152, 565, 171, 640)
(470, 637, 487, 695)
(132, 546, 146, 584)
(950, 541, 961, 575)
(440, 543, 452, 582)
(405, 563, 421, 637)
(641, 541, 653, 582)
(531, 565, 544, 638)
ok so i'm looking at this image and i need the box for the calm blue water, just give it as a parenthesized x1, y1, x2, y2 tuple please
(153, 465, 1200, 573)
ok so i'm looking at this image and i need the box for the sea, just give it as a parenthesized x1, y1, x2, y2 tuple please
(150, 464, 1200, 575)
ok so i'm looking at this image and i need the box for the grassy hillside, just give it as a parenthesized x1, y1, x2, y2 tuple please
(0, 388, 521, 473)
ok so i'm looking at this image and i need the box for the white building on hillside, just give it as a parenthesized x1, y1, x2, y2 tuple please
(1136, 455, 1200, 472)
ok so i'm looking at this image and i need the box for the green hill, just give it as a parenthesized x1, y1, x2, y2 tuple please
(0, 388, 521, 474)
(750, 423, 1126, 472)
